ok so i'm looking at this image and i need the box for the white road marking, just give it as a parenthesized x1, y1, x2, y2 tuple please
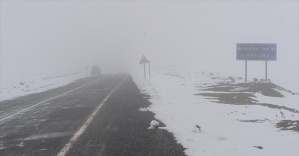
(57, 75, 128, 156)
(0, 76, 106, 123)
(22, 132, 71, 141)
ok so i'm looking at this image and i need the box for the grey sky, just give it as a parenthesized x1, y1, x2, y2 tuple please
(0, 1, 298, 79)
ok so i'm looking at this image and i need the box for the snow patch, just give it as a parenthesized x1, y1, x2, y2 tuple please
(22, 132, 71, 141)
(139, 107, 149, 112)
(148, 120, 159, 129)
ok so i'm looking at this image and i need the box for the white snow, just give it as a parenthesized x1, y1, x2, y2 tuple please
(133, 66, 299, 156)
(192, 125, 201, 133)
(139, 107, 149, 112)
(22, 131, 71, 141)
(148, 120, 160, 129)
(0, 72, 88, 102)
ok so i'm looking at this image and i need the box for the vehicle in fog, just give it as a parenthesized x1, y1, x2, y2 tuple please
(91, 65, 101, 76)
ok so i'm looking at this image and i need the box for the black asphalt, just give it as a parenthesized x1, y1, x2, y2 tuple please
(0, 74, 185, 156)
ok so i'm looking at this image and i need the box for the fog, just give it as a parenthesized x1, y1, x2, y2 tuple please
(0, 1, 298, 82)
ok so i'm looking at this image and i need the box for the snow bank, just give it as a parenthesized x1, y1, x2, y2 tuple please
(0, 72, 87, 102)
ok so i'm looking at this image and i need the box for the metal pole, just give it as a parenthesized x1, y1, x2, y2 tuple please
(149, 61, 150, 77)
(265, 60, 268, 81)
(144, 63, 146, 79)
(245, 60, 247, 82)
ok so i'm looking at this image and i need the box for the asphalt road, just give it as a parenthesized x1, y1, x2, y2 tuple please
(0, 74, 185, 156)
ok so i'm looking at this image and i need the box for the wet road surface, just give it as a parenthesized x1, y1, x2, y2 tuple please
(0, 74, 185, 156)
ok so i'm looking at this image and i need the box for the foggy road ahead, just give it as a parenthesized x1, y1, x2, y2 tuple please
(0, 74, 185, 156)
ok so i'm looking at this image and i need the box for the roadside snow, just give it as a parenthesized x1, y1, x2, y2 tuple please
(0, 72, 87, 102)
(133, 67, 299, 156)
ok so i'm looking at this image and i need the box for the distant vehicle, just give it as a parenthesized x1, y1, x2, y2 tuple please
(91, 65, 101, 76)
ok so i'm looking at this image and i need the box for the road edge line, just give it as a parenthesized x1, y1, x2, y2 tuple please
(57, 75, 128, 156)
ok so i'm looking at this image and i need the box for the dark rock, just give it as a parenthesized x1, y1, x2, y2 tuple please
(253, 146, 263, 149)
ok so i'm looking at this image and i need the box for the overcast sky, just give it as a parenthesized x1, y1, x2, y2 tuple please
(0, 0, 298, 80)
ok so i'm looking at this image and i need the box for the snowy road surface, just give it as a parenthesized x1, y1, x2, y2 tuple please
(0, 74, 185, 156)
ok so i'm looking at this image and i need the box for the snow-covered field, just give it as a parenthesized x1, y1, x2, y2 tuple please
(0, 72, 88, 102)
(133, 67, 299, 156)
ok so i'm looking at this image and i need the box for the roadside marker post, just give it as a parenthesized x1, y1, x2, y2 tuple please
(148, 60, 151, 77)
(144, 63, 146, 79)
(265, 60, 268, 80)
(139, 55, 149, 80)
(236, 43, 277, 82)
(245, 60, 247, 82)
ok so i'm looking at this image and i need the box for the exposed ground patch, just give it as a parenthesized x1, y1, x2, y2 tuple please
(199, 82, 285, 97)
(276, 120, 299, 132)
(196, 81, 299, 132)
(196, 82, 298, 113)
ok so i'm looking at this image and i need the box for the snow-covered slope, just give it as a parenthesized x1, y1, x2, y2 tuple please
(133, 66, 299, 156)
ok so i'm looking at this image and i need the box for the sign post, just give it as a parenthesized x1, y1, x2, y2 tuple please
(265, 60, 268, 80)
(139, 55, 149, 79)
(236, 43, 277, 82)
(148, 60, 151, 77)
(245, 60, 247, 82)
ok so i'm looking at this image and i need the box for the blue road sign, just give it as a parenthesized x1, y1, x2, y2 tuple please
(236, 43, 277, 61)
